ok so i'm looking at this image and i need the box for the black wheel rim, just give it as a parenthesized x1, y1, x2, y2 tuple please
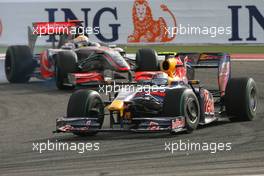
(186, 98, 198, 123)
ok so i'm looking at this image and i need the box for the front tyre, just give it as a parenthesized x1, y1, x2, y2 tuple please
(67, 90, 104, 136)
(55, 63, 74, 90)
(55, 51, 77, 90)
(163, 88, 200, 133)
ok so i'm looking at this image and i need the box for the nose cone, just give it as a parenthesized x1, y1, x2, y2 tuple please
(108, 100, 124, 111)
(105, 51, 131, 72)
(115, 59, 130, 71)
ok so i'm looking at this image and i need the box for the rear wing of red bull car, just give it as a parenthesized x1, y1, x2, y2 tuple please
(177, 52, 231, 96)
(28, 20, 83, 51)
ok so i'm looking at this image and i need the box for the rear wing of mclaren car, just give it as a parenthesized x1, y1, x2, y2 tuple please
(177, 52, 231, 96)
(28, 20, 83, 51)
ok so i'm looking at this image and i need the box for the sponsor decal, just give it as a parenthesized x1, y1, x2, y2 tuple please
(229, 5, 264, 41)
(45, 7, 120, 43)
(149, 91, 166, 97)
(58, 125, 91, 132)
(218, 60, 230, 96)
(42, 3, 263, 44)
(171, 118, 185, 129)
(200, 54, 222, 60)
(58, 125, 74, 132)
(127, 0, 177, 43)
(148, 121, 160, 130)
(202, 89, 215, 115)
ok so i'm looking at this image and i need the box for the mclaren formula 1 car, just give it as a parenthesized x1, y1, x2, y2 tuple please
(55, 48, 258, 136)
(4, 21, 132, 90)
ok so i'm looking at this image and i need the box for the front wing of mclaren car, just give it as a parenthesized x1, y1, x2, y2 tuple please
(55, 116, 186, 133)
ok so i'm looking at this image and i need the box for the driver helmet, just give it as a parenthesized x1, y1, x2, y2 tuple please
(73, 35, 89, 48)
(152, 72, 168, 85)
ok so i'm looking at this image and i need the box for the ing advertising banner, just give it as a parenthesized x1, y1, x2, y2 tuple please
(0, 0, 263, 45)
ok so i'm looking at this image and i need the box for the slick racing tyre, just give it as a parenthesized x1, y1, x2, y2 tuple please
(163, 88, 200, 133)
(136, 48, 159, 71)
(5, 45, 35, 83)
(67, 90, 105, 136)
(55, 50, 78, 90)
(225, 77, 257, 121)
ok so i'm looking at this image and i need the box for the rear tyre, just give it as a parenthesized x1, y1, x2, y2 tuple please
(5, 45, 35, 83)
(55, 50, 78, 90)
(224, 77, 257, 121)
(163, 88, 200, 133)
(136, 48, 159, 71)
(67, 90, 104, 136)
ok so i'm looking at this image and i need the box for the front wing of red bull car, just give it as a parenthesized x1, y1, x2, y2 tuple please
(55, 49, 258, 136)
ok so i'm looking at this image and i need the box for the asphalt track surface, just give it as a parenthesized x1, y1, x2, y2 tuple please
(0, 59, 264, 176)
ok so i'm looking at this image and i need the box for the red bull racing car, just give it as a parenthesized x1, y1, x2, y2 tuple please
(55, 48, 258, 136)
(4, 21, 132, 90)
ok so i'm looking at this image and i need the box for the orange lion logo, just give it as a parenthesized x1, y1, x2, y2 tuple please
(128, 0, 177, 43)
